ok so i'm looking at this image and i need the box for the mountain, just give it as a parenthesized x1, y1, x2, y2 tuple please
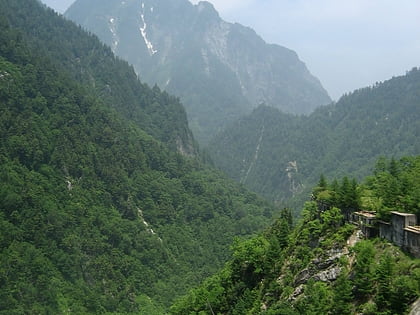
(0, 0, 276, 313)
(65, 0, 331, 143)
(6, 0, 197, 156)
(207, 69, 420, 206)
(171, 156, 420, 314)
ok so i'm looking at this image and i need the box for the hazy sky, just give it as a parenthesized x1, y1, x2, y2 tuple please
(41, 0, 420, 100)
(40, 0, 74, 13)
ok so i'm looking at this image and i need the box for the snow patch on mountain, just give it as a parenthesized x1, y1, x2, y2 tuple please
(140, 3, 157, 56)
(165, 78, 171, 87)
(201, 49, 210, 76)
(108, 17, 119, 53)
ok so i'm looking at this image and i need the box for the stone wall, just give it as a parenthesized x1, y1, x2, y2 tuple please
(392, 214, 407, 247)
(377, 212, 420, 258)
(405, 227, 420, 258)
(379, 221, 392, 242)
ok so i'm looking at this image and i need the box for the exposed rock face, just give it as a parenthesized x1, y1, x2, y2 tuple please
(284, 230, 361, 301)
(66, 0, 331, 143)
(313, 266, 342, 282)
(410, 298, 420, 315)
(294, 248, 345, 286)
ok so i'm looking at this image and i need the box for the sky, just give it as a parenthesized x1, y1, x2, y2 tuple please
(41, 0, 420, 100)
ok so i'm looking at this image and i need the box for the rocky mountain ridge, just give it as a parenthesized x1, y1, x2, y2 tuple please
(66, 0, 331, 143)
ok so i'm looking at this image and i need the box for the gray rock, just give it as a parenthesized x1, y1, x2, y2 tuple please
(313, 266, 342, 282)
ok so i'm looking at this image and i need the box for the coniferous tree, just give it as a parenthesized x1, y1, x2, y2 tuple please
(353, 241, 375, 299)
(331, 271, 353, 315)
(296, 280, 332, 315)
(375, 254, 393, 312)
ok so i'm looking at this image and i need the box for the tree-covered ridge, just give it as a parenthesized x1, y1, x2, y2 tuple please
(171, 157, 420, 314)
(208, 68, 420, 207)
(313, 156, 420, 220)
(0, 11, 275, 314)
(0, 0, 196, 155)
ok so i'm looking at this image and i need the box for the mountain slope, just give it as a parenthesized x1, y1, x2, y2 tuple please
(65, 0, 331, 143)
(2, 0, 196, 155)
(171, 157, 420, 314)
(208, 69, 420, 205)
(0, 2, 275, 313)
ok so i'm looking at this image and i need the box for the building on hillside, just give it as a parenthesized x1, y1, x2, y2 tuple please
(405, 226, 420, 258)
(350, 211, 378, 238)
(378, 211, 420, 258)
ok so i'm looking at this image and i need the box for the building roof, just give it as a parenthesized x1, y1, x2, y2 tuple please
(405, 226, 420, 234)
(354, 211, 377, 218)
(391, 211, 417, 217)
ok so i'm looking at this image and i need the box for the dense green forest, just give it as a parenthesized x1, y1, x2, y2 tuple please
(171, 156, 420, 314)
(1, 1, 419, 314)
(1, 0, 196, 155)
(0, 1, 277, 313)
(208, 70, 420, 209)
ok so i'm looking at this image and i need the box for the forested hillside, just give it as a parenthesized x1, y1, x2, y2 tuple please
(65, 0, 331, 143)
(1, 0, 196, 155)
(0, 2, 276, 313)
(208, 69, 420, 207)
(171, 156, 420, 314)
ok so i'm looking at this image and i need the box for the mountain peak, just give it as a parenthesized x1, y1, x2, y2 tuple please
(66, 0, 331, 143)
(195, 1, 218, 16)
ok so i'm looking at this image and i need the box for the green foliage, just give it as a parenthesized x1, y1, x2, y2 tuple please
(0, 0, 197, 155)
(0, 3, 276, 313)
(170, 213, 294, 315)
(375, 254, 394, 311)
(353, 241, 375, 298)
(331, 270, 353, 315)
(295, 280, 332, 315)
(365, 156, 420, 219)
(208, 67, 420, 207)
(231, 236, 270, 283)
(172, 158, 420, 314)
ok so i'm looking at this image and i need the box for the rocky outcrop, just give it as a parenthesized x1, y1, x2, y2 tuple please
(410, 298, 420, 315)
(285, 230, 361, 301)
(294, 248, 345, 286)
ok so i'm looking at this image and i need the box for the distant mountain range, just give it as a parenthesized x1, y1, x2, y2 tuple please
(208, 68, 420, 205)
(65, 0, 331, 143)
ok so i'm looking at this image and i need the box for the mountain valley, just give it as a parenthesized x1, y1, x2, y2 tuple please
(0, 0, 419, 314)
(208, 70, 420, 208)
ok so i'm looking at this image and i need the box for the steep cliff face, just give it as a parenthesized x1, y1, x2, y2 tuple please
(66, 0, 331, 143)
